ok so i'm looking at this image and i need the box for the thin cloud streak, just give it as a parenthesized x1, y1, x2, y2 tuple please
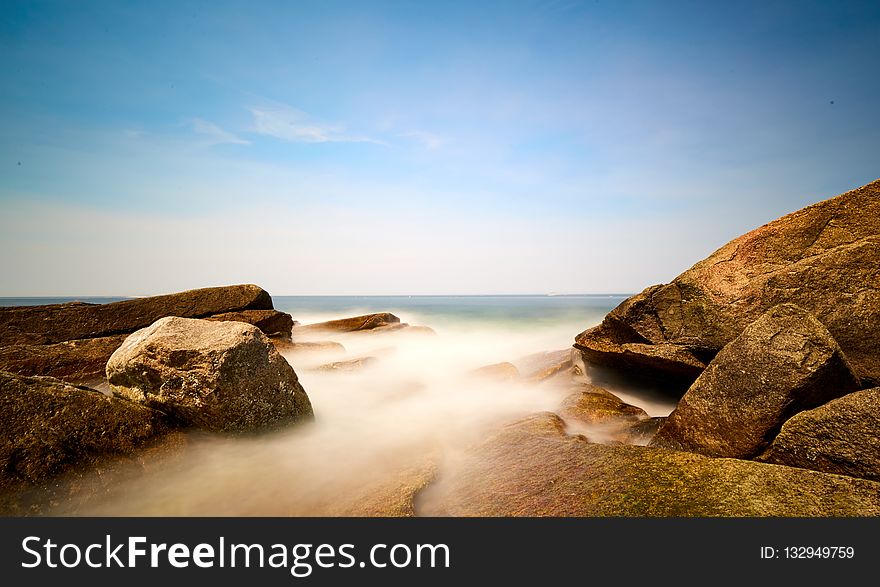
(190, 118, 250, 145)
(248, 104, 385, 145)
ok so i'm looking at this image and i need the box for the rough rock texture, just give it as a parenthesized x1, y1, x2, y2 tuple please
(575, 179, 880, 385)
(758, 388, 880, 481)
(0, 334, 128, 380)
(0, 284, 273, 346)
(0, 371, 169, 495)
(419, 413, 880, 516)
(204, 309, 294, 338)
(558, 384, 648, 426)
(575, 321, 706, 385)
(311, 357, 378, 373)
(293, 312, 401, 334)
(621, 416, 667, 445)
(470, 362, 520, 381)
(650, 304, 861, 458)
(107, 317, 313, 432)
(518, 349, 574, 383)
(272, 340, 346, 355)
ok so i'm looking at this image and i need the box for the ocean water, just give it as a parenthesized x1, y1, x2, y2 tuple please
(4, 294, 682, 515)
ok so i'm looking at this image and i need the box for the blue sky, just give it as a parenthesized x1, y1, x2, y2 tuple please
(1, 0, 879, 295)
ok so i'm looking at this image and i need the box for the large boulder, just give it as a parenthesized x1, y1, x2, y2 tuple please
(294, 312, 401, 334)
(758, 388, 880, 481)
(0, 284, 273, 346)
(106, 317, 313, 432)
(650, 304, 861, 458)
(0, 334, 128, 380)
(419, 412, 880, 516)
(575, 179, 880, 386)
(0, 371, 169, 497)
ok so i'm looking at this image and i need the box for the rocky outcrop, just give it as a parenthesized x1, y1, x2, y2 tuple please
(574, 179, 880, 386)
(294, 313, 401, 335)
(419, 413, 880, 516)
(0, 284, 273, 347)
(204, 309, 295, 338)
(107, 317, 313, 432)
(0, 335, 128, 380)
(621, 416, 667, 445)
(0, 371, 169, 496)
(650, 304, 861, 458)
(758, 388, 880, 481)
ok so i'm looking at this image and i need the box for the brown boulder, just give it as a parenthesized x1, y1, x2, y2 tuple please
(574, 179, 880, 385)
(293, 312, 401, 334)
(650, 304, 861, 458)
(419, 412, 880, 516)
(0, 371, 169, 498)
(0, 284, 273, 346)
(0, 334, 127, 380)
(758, 388, 880, 481)
(558, 384, 648, 427)
(204, 309, 295, 338)
(107, 317, 313, 432)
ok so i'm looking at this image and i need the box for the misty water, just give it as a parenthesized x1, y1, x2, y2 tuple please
(28, 295, 678, 516)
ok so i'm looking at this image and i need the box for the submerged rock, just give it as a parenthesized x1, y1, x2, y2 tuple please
(574, 179, 880, 386)
(272, 340, 347, 355)
(0, 371, 169, 501)
(311, 357, 378, 373)
(650, 304, 861, 458)
(0, 284, 274, 347)
(419, 412, 880, 516)
(758, 388, 880, 482)
(0, 334, 128, 380)
(470, 362, 520, 382)
(107, 317, 313, 432)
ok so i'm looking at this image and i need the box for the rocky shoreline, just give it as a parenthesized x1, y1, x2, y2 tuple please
(1, 179, 878, 516)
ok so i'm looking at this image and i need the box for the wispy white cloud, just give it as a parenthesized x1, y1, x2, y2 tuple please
(248, 104, 385, 145)
(191, 118, 250, 145)
(398, 130, 448, 150)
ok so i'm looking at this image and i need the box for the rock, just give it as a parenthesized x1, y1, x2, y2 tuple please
(106, 317, 313, 432)
(311, 357, 378, 373)
(621, 416, 667, 445)
(0, 284, 273, 347)
(575, 321, 706, 386)
(517, 349, 574, 383)
(574, 179, 880, 385)
(204, 309, 294, 338)
(0, 334, 127, 380)
(0, 371, 169, 499)
(758, 388, 880, 482)
(272, 340, 347, 355)
(470, 362, 520, 381)
(419, 412, 880, 516)
(650, 304, 861, 458)
(558, 384, 648, 426)
(316, 456, 437, 517)
(293, 312, 401, 334)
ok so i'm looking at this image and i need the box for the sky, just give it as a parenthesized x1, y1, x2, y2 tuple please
(1, 0, 879, 296)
